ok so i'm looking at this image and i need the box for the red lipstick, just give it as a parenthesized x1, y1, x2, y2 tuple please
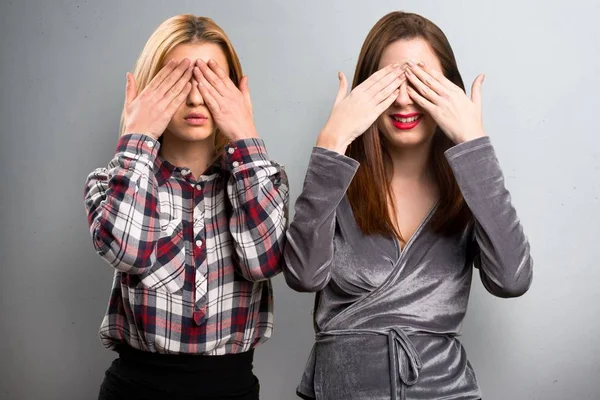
(390, 113, 422, 130)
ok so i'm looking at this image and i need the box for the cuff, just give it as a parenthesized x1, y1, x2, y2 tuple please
(116, 133, 161, 161)
(222, 138, 270, 171)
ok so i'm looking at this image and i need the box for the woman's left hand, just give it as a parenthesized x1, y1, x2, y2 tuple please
(404, 60, 486, 144)
(193, 59, 258, 141)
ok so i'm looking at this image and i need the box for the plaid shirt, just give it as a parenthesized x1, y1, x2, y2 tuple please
(84, 133, 288, 355)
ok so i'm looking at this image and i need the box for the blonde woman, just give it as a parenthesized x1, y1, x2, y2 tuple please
(84, 14, 288, 399)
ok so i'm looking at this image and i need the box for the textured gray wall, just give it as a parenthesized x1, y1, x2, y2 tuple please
(1, 0, 598, 399)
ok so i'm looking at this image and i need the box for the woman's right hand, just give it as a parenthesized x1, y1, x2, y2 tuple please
(123, 58, 194, 139)
(316, 63, 405, 154)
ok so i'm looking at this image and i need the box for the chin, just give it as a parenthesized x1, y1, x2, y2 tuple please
(386, 135, 428, 148)
(380, 124, 434, 149)
(165, 125, 215, 142)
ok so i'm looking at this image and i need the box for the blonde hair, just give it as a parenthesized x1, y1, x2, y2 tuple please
(120, 14, 243, 151)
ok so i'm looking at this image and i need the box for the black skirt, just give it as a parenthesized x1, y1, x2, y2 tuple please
(98, 345, 259, 400)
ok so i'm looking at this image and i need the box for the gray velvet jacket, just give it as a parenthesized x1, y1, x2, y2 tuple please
(283, 137, 533, 400)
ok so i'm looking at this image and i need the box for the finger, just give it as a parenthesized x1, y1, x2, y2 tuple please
(145, 58, 179, 93)
(193, 66, 221, 100)
(155, 58, 192, 99)
(406, 85, 435, 113)
(125, 73, 137, 107)
(373, 74, 406, 105)
(354, 64, 402, 91)
(471, 73, 485, 106)
(160, 64, 194, 105)
(407, 62, 447, 97)
(334, 72, 349, 106)
(208, 59, 236, 90)
(195, 67, 221, 113)
(364, 65, 405, 98)
(416, 62, 456, 91)
(375, 88, 401, 115)
(165, 82, 192, 115)
(196, 59, 228, 96)
(405, 67, 440, 104)
(239, 75, 253, 113)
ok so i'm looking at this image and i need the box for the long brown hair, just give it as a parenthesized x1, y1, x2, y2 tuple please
(346, 11, 472, 242)
(120, 14, 243, 151)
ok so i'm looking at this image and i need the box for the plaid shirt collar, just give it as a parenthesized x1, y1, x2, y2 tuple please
(154, 153, 224, 186)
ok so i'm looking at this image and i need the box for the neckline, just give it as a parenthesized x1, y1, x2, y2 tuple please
(395, 200, 439, 258)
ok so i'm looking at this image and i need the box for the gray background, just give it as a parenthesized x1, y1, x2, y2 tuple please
(1, 0, 598, 399)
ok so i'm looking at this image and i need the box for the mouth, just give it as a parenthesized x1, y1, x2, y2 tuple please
(184, 113, 209, 126)
(390, 113, 423, 130)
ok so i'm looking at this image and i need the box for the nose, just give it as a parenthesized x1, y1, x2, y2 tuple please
(186, 78, 204, 107)
(393, 79, 414, 108)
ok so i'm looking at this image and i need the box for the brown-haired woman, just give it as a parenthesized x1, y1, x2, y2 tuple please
(84, 14, 288, 399)
(283, 11, 533, 400)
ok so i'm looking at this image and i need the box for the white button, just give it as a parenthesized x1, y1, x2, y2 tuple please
(228, 147, 235, 154)
(232, 161, 240, 168)
(196, 184, 202, 190)
(181, 169, 190, 176)
(196, 240, 203, 247)
(147, 141, 154, 148)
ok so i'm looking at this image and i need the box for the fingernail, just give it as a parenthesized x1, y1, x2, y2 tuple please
(417, 62, 425, 68)
(407, 60, 415, 67)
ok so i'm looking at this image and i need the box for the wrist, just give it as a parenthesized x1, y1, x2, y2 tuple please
(228, 132, 260, 141)
(456, 130, 486, 144)
(225, 123, 259, 141)
(124, 125, 161, 140)
(316, 129, 350, 155)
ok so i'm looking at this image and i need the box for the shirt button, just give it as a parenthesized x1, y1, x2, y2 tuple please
(196, 184, 202, 190)
(228, 147, 235, 154)
(232, 161, 240, 168)
(146, 140, 154, 148)
(181, 169, 190, 176)
(196, 240, 203, 247)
